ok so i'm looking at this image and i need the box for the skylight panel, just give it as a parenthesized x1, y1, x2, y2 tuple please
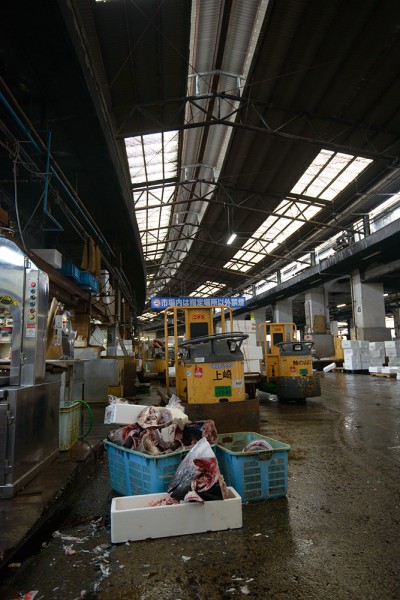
(224, 197, 323, 273)
(291, 150, 333, 194)
(126, 131, 179, 270)
(320, 157, 373, 201)
(291, 149, 372, 201)
(126, 131, 179, 185)
(190, 281, 225, 296)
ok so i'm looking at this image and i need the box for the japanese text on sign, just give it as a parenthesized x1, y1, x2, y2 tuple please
(213, 369, 232, 381)
(150, 296, 247, 309)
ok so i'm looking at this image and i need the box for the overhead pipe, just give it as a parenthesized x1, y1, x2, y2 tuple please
(0, 81, 137, 308)
(43, 129, 64, 232)
(0, 82, 112, 258)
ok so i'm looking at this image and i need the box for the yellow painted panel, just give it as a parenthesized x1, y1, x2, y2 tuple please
(185, 361, 245, 403)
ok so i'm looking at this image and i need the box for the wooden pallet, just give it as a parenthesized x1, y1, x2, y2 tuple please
(369, 372, 398, 378)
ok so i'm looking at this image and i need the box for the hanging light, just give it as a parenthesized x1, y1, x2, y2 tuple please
(226, 202, 236, 245)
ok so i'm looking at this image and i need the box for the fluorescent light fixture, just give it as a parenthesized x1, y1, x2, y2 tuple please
(227, 233, 237, 245)
(384, 293, 388, 297)
(361, 251, 381, 260)
(337, 303, 346, 308)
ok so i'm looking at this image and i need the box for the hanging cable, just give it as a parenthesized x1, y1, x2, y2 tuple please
(13, 144, 28, 253)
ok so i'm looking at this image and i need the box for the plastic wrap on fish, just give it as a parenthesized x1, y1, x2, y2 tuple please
(167, 438, 228, 502)
(166, 394, 189, 428)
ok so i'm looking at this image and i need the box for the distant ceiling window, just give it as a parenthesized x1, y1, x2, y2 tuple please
(225, 149, 373, 272)
(224, 200, 321, 273)
(125, 131, 179, 262)
(189, 281, 225, 297)
(291, 149, 372, 201)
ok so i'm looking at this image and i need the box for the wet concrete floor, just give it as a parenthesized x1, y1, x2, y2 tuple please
(0, 372, 399, 600)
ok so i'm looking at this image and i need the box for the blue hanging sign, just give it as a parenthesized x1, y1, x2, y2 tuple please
(150, 296, 247, 309)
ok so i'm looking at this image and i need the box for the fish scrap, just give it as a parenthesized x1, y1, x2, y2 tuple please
(242, 439, 273, 452)
(107, 402, 218, 456)
(167, 438, 228, 502)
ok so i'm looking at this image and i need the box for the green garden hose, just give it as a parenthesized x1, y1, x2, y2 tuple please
(74, 399, 94, 440)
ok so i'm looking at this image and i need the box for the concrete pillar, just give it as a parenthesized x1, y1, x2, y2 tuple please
(304, 287, 334, 358)
(330, 321, 339, 336)
(350, 270, 391, 341)
(250, 307, 266, 334)
(273, 299, 293, 323)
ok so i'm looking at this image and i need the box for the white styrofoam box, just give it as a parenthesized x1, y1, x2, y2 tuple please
(32, 248, 62, 269)
(343, 360, 361, 371)
(359, 341, 370, 349)
(369, 366, 382, 373)
(341, 340, 360, 349)
(344, 356, 361, 365)
(369, 342, 385, 351)
(242, 346, 263, 360)
(397, 373, 400, 380)
(382, 366, 399, 374)
(369, 350, 385, 358)
(343, 348, 358, 355)
(369, 359, 385, 366)
(241, 331, 258, 341)
(104, 403, 148, 425)
(384, 341, 400, 350)
(110, 487, 242, 543)
(234, 320, 257, 333)
(385, 348, 400, 357)
(243, 359, 262, 373)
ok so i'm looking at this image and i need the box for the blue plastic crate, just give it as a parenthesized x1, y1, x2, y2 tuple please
(79, 271, 99, 293)
(215, 432, 291, 502)
(60, 262, 81, 283)
(104, 440, 184, 496)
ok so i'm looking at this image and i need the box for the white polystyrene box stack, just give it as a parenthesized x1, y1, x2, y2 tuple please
(110, 487, 242, 543)
(341, 340, 361, 349)
(385, 340, 400, 367)
(342, 340, 370, 371)
(369, 342, 385, 351)
(343, 341, 360, 371)
(388, 357, 400, 366)
(233, 319, 257, 333)
(237, 327, 263, 373)
(369, 341, 385, 367)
